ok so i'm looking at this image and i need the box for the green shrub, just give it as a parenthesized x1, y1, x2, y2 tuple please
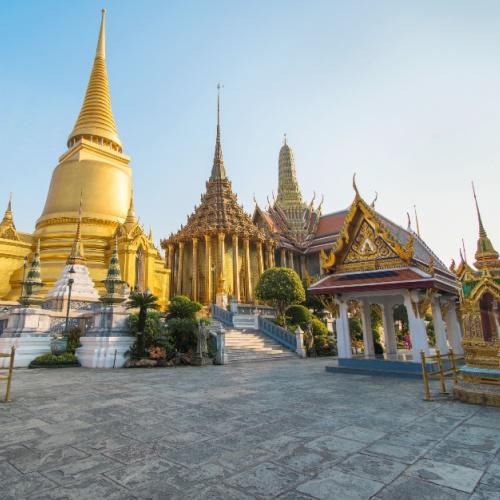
(168, 295, 202, 320)
(311, 318, 328, 336)
(167, 317, 198, 352)
(128, 312, 172, 359)
(30, 352, 80, 367)
(286, 305, 312, 329)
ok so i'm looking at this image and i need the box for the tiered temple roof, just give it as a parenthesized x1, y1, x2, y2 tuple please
(163, 89, 266, 245)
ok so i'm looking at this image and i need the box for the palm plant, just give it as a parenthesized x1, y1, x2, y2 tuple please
(127, 290, 160, 357)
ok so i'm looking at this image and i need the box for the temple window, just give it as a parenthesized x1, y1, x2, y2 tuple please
(479, 292, 500, 341)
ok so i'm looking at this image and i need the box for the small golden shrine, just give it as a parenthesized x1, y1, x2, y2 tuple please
(453, 184, 500, 406)
(161, 88, 275, 304)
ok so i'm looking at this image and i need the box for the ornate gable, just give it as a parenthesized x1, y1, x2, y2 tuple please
(321, 188, 414, 274)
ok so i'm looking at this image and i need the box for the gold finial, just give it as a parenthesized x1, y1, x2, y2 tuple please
(125, 190, 137, 224)
(472, 181, 486, 238)
(284, 133, 287, 145)
(67, 9, 122, 150)
(210, 83, 226, 181)
(461, 238, 467, 263)
(96, 9, 106, 59)
(370, 191, 378, 208)
(406, 212, 412, 231)
(7, 192, 12, 212)
(352, 173, 360, 198)
(413, 204, 421, 237)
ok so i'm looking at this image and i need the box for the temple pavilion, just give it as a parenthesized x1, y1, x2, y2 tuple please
(308, 179, 462, 362)
(453, 185, 500, 406)
(161, 89, 275, 304)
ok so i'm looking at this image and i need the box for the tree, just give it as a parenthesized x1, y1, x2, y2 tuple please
(127, 290, 160, 358)
(255, 267, 305, 321)
(286, 304, 313, 329)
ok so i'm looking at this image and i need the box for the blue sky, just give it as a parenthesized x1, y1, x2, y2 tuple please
(1, 0, 499, 265)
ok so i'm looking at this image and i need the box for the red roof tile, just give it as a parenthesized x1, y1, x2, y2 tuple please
(315, 211, 347, 237)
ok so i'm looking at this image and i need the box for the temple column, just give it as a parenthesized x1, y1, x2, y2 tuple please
(288, 251, 294, 271)
(192, 238, 198, 302)
(167, 244, 174, 269)
(280, 248, 286, 267)
(170, 246, 176, 298)
(244, 237, 253, 302)
(444, 300, 463, 355)
(232, 234, 240, 301)
(218, 233, 226, 291)
(300, 254, 306, 278)
(205, 234, 212, 303)
(335, 298, 352, 358)
(271, 245, 276, 266)
(431, 295, 448, 354)
(380, 302, 398, 356)
(257, 241, 264, 277)
(360, 300, 375, 358)
(177, 242, 184, 295)
(264, 245, 270, 270)
(403, 290, 430, 360)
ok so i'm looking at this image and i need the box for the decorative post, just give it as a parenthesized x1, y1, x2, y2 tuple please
(295, 326, 307, 358)
(64, 266, 76, 334)
(300, 254, 306, 278)
(403, 290, 430, 361)
(288, 251, 294, 270)
(192, 237, 198, 301)
(177, 241, 184, 295)
(264, 245, 270, 270)
(380, 302, 398, 356)
(205, 234, 212, 303)
(232, 234, 240, 301)
(167, 243, 174, 269)
(244, 237, 253, 302)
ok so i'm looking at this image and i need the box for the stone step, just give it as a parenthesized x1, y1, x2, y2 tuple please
(223, 327, 297, 364)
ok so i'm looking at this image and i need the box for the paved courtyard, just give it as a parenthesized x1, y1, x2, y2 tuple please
(1, 359, 499, 500)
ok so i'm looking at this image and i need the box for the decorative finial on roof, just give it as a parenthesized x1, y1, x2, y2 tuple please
(406, 212, 412, 231)
(471, 181, 499, 268)
(461, 238, 467, 263)
(352, 173, 360, 199)
(413, 205, 421, 237)
(67, 191, 86, 265)
(68, 9, 122, 150)
(370, 191, 378, 208)
(125, 191, 137, 224)
(472, 181, 486, 238)
(210, 83, 227, 181)
(283, 133, 287, 146)
(2, 193, 13, 223)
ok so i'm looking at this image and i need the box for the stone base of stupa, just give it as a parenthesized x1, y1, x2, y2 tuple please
(76, 336, 135, 368)
(453, 366, 500, 407)
(0, 336, 51, 368)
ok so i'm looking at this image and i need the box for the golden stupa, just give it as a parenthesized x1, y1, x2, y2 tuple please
(0, 10, 169, 307)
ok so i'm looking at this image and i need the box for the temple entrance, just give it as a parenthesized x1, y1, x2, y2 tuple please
(479, 292, 500, 341)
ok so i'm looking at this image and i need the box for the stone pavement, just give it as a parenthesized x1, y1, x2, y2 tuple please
(0, 359, 499, 500)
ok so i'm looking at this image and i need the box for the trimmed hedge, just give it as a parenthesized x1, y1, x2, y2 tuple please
(29, 352, 80, 368)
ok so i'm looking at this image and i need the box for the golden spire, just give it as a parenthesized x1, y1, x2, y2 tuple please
(2, 193, 13, 224)
(67, 192, 86, 265)
(125, 191, 137, 224)
(471, 181, 499, 268)
(67, 9, 122, 150)
(210, 83, 227, 181)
